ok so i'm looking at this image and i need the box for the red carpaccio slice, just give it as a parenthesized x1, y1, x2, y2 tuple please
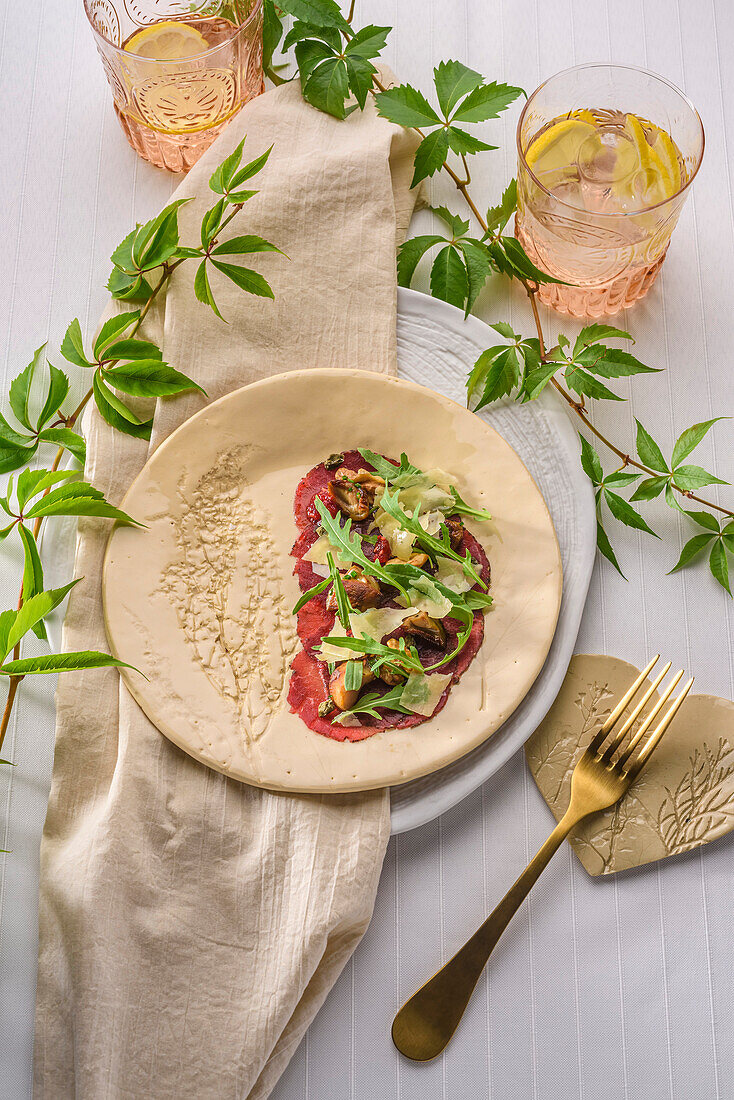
(287, 453, 491, 742)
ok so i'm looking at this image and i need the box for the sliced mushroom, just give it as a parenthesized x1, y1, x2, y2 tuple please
(403, 610, 447, 648)
(386, 552, 429, 570)
(379, 638, 411, 686)
(445, 515, 465, 550)
(329, 660, 375, 711)
(326, 569, 381, 611)
(324, 452, 345, 471)
(328, 477, 371, 521)
(329, 467, 386, 519)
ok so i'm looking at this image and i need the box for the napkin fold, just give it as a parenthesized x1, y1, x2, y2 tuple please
(34, 77, 419, 1099)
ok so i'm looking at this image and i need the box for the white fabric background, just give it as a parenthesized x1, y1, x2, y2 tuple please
(1, 1, 733, 1097)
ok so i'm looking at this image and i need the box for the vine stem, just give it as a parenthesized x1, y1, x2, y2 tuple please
(370, 70, 733, 521)
(0, 257, 184, 754)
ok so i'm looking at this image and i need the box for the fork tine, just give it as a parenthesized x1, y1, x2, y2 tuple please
(598, 661, 672, 761)
(587, 655, 660, 755)
(625, 677, 694, 779)
(616, 669, 685, 770)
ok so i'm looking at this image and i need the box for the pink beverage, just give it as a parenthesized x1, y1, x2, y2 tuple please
(85, 1, 264, 172)
(515, 65, 704, 317)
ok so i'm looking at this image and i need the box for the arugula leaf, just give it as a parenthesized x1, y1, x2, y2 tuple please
(343, 659, 364, 692)
(315, 499, 408, 597)
(379, 485, 485, 588)
(292, 576, 332, 613)
(448, 486, 491, 522)
(335, 683, 413, 720)
(327, 551, 352, 629)
(322, 633, 423, 674)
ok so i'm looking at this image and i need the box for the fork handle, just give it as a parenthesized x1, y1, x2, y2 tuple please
(392, 807, 583, 1061)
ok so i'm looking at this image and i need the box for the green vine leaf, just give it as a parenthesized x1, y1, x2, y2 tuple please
(709, 539, 731, 595)
(1, 581, 80, 661)
(23, 480, 140, 525)
(277, 0, 349, 31)
(673, 465, 728, 492)
(484, 179, 517, 236)
(671, 417, 727, 469)
(429, 244, 468, 309)
(578, 434, 603, 484)
(603, 488, 659, 538)
(668, 532, 716, 574)
(194, 260, 225, 321)
(37, 428, 86, 464)
(92, 373, 154, 441)
(93, 312, 141, 360)
(60, 320, 91, 369)
(635, 419, 669, 472)
(630, 475, 668, 502)
(209, 260, 275, 299)
(104, 361, 206, 398)
(262, 0, 284, 73)
(9, 345, 44, 431)
(372, 84, 440, 128)
(596, 519, 625, 577)
(0, 651, 137, 677)
(376, 65, 522, 187)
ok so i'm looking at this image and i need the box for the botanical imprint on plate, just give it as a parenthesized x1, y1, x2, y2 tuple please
(161, 447, 297, 743)
(526, 655, 734, 876)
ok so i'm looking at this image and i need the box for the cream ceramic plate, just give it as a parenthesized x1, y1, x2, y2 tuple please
(102, 368, 562, 793)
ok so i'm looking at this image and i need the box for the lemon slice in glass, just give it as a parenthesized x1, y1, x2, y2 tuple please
(125, 21, 210, 60)
(526, 116, 598, 176)
(621, 113, 678, 207)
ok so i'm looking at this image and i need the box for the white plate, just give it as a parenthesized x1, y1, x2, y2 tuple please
(41, 289, 595, 829)
(388, 289, 595, 832)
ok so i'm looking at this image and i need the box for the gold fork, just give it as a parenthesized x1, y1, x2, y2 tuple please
(392, 656, 693, 1062)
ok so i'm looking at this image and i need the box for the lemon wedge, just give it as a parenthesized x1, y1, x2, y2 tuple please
(125, 21, 209, 60)
(526, 117, 599, 183)
(622, 113, 677, 206)
(652, 126, 682, 193)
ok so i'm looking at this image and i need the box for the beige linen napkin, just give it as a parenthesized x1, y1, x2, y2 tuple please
(34, 78, 419, 1099)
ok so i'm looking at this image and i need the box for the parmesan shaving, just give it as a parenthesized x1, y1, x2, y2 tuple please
(400, 671, 453, 717)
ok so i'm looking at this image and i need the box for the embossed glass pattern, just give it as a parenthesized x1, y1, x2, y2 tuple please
(515, 65, 704, 317)
(84, 0, 263, 172)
